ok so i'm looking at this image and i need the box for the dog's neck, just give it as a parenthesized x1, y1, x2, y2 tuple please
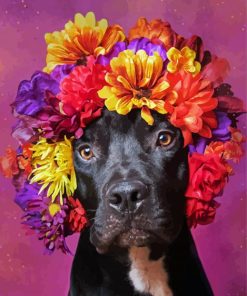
(69, 221, 213, 296)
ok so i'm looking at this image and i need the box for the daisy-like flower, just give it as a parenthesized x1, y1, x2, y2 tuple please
(166, 47, 201, 75)
(129, 17, 181, 50)
(44, 12, 125, 73)
(30, 137, 77, 204)
(23, 196, 70, 254)
(98, 49, 173, 125)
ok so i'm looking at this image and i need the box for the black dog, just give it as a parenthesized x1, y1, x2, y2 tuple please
(69, 109, 214, 296)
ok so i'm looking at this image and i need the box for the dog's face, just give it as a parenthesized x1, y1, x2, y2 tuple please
(73, 109, 188, 253)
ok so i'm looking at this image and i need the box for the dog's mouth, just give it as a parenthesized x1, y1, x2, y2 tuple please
(90, 222, 166, 254)
(93, 228, 153, 254)
(116, 228, 154, 248)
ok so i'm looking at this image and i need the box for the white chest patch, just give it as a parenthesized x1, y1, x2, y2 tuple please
(128, 246, 173, 296)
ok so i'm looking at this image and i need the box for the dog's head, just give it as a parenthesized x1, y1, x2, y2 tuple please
(73, 109, 188, 253)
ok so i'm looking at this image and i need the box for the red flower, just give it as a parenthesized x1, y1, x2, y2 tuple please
(165, 71, 218, 146)
(0, 147, 19, 178)
(36, 92, 84, 139)
(58, 56, 108, 129)
(186, 198, 220, 228)
(185, 153, 229, 201)
(68, 197, 88, 232)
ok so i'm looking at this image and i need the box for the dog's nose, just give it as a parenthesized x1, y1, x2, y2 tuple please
(106, 180, 147, 213)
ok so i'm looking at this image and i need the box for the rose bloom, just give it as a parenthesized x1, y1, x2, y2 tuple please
(186, 198, 220, 228)
(185, 152, 229, 201)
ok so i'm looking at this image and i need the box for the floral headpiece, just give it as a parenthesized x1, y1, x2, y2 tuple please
(0, 12, 245, 254)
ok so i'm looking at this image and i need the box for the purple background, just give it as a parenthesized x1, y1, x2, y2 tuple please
(0, 0, 246, 295)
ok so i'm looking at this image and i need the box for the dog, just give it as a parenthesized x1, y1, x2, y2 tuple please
(69, 108, 214, 296)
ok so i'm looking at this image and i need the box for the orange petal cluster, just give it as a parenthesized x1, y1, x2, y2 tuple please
(44, 12, 125, 73)
(98, 49, 172, 125)
(128, 17, 182, 50)
(205, 128, 245, 163)
(165, 71, 218, 146)
(0, 147, 19, 178)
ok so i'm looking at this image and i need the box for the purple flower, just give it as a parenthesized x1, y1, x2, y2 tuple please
(15, 181, 41, 210)
(12, 64, 74, 117)
(11, 65, 75, 143)
(23, 196, 71, 254)
(189, 111, 232, 153)
(50, 64, 75, 82)
(97, 37, 167, 66)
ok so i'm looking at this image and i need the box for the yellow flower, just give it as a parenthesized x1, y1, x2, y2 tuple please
(30, 137, 77, 204)
(44, 11, 125, 73)
(98, 49, 172, 125)
(167, 46, 201, 75)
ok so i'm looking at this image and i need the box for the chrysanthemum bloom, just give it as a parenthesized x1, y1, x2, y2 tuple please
(165, 71, 218, 146)
(98, 49, 173, 125)
(30, 137, 77, 204)
(129, 17, 181, 50)
(44, 12, 125, 73)
(167, 47, 201, 75)
(58, 56, 107, 126)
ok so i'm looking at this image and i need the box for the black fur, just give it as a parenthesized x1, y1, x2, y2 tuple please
(69, 109, 214, 296)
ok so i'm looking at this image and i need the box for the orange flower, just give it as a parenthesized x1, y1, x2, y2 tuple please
(44, 12, 125, 73)
(204, 141, 225, 157)
(129, 17, 182, 50)
(17, 143, 33, 175)
(167, 47, 201, 75)
(205, 128, 245, 163)
(165, 71, 218, 146)
(0, 147, 19, 178)
(229, 127, 245, 143)
(98, 49, 172, 125)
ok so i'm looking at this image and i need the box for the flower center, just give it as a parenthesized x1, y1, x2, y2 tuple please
(76, 56, 88, 66)
(136, 88, 152, 99)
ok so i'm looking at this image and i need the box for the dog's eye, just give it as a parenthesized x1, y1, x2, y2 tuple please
(157, 132, 173, 146)
(80, 145, 94, 160)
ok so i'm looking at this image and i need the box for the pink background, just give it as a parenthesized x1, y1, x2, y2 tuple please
(0, 0, 246, 295)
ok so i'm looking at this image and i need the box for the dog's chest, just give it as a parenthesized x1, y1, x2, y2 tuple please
(128, 247, 173, 296)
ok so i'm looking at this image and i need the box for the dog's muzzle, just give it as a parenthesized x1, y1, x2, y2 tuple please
(105, 180, 148, 214)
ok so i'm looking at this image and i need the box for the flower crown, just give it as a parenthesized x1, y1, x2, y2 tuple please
(0, 12, 245, 254)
